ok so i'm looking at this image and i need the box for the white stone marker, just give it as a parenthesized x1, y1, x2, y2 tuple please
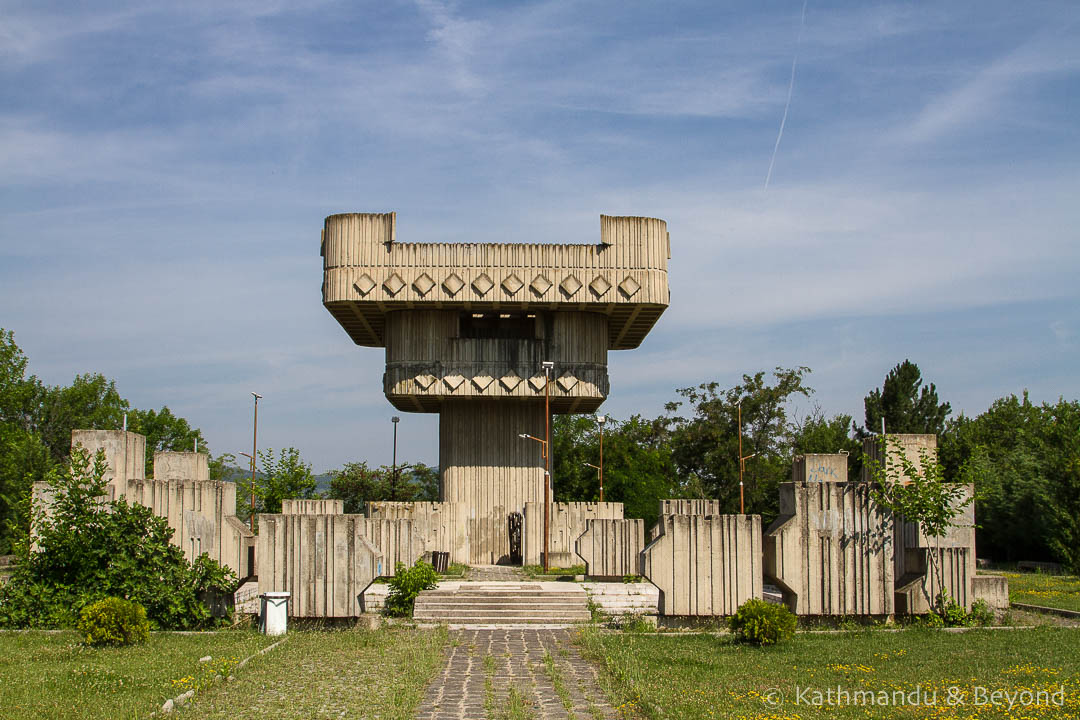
(259, 592, 290, 636)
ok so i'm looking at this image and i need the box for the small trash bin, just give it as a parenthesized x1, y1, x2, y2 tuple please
(432, 551, 449, 573)
(259, 592, 290, 636)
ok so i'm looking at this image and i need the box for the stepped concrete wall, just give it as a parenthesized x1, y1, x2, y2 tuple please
(574, 518, 644, 578)
(894, 485, 976, 612)
(282, 498, 344, 515)
(367, 501, 471, 565)
(71, 430, 145, 498)
(257, 513, 382, 617)
(523, 501, 623, 567)
(764, 482, 895, 615)
(641, 514, 761, 616)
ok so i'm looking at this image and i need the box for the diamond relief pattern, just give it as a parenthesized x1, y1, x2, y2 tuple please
(560, 274, 582, 297)
(472, 375, 494, 391)
(501, 273, 524, 295)
(414, 374, 436, 391)
(618, 275, 641, 298)
(530, 274, 552, 296)
(528, 376, 547, 392)
(589, 275, 612, 297)
(383, 273, 405, 296)
(443, 375, 465, 391)
(412, 273, 435, 296)
(354, 274, 376, 296)
(443, 273, 465, 296)
(557, 374, 578, 392)
(472, 273, 494, 296)
(500, 374, 522, 391)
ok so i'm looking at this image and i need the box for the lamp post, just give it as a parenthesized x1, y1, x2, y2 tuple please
(542, 360, 554, 572)
(391, 416, 400, 501)
(249, 392, 262, 532)
(583, 462, 601, 499)
(737, 400, 757, 515)
(595, 414, 606, 502)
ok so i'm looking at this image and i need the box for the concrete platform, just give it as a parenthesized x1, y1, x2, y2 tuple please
(413, 581, 590, 626)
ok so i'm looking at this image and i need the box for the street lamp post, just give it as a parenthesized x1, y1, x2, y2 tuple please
(542, 360, 554, 573)
(737, 401, 758, 515)
(391, 416, 400, 501)
(595, 414, 606, 502)
(249, 392, 261, 532)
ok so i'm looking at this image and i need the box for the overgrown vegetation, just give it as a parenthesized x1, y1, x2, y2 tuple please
(384, 559, 439, 617)
(0, 446, 236, 629)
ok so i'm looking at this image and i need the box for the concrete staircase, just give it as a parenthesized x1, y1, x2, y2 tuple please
(413, 581, 591, 627)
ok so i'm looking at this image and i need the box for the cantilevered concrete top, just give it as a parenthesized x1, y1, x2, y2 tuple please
(321, 213, 670, 350)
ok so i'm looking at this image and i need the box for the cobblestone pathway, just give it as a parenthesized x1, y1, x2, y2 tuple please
(415, 629, 619, 720)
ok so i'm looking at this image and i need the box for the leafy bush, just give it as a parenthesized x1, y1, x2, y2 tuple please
(728, 598, 797, 646)
(191, 553, 238, 595)
(0, 448, 223, 629)
(969, 598, 995, 627)
(384, 560, 439, 617)
(78, 596, 150, 647)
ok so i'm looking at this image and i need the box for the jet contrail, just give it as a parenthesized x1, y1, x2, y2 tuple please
(764, 0, 808, 190)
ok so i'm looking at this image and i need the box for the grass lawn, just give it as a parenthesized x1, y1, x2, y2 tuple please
(1004, 573, 1080, 612)
(579, 626, 1080, 719)
(0, 629, 275, 720)
(179, 625, 447, 719)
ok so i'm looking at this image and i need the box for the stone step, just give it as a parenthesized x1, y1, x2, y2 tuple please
(417, 601, 586, 609)
(414, 611, 591, 622)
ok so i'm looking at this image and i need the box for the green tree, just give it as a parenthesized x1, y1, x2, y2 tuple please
(255, 447, 316, 513)
(129, 406, 207, 475)
(665, 367, 812, 525)
(863, 360, 951, 436)
(328, 461, 389, 514)
(36, 373, 129, 464)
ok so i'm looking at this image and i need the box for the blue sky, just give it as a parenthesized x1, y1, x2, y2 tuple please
(1, 0, 1077, 472)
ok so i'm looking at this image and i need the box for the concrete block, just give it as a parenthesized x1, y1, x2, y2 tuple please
(367, 501, 470, 565)
(282, 498, 344, 515)
(792, 454, 848, 483)
(641, 514, 761, 617)
(523, 502, 623, 567)
(153, 451, 209, 482)
(973, 575, 1009, 610)
(575, 519, 644, 578)
(764, 482, 894, 615)
(70, 429, 145, 498)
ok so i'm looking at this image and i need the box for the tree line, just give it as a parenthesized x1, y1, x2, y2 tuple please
(3, 328, 1076, 572)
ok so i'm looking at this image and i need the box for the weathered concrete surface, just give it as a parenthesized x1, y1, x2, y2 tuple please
(641, 514, 762, 616)
(523, 501, 623, 567)
(574, 518, 644, 578)
(415, 629, 618, 720)
(973, 575, 1009, 610)
(861, 434, 939, 485)
(657, 499, 725, 516)
(894, 484, 976, 613)
(70, 429, 145, 498)
(281, 498, 344, 515)
(764, 482, 894, 616)
(256, 513, 382, 617)
(583, 582, 659, 618)
(153, 451, 209, 483)
(792, 453, 848, 483)
(367, 501, 471, 565)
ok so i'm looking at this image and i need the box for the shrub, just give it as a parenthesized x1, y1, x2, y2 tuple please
(384, 560, 439, 617)
(78, 597, 150, 647)
(728, 598, 796, 646)
(969, 598, 995, 627)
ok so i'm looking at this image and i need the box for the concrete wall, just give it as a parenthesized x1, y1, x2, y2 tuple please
(583, 583, 659, 618)
(257, 514, 382, 617)
(792, 454, 848, 483)
(153, 451, 209, 483)
(575, 519, 645, 578)
(894, 485, 976, 613)
(640, 514, 762, 617)
(282, 498, 344, 515)
(523, 501, 624, 567)
(861, 434, 938, 485)
(764, 482, 894, 616)
(367, 501, 470, 565)
(70, 430, 145, 498)
(657, 499, 725, 516)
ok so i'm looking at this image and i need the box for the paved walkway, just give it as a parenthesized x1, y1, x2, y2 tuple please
(415, 628, 619, 720)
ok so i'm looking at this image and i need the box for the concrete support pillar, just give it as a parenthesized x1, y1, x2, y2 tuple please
(70, 429, 145, 499)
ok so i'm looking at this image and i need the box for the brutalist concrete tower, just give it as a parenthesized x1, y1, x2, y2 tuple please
(321, 213, 669, 556)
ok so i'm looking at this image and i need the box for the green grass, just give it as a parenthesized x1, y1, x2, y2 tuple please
(522, 564, 586, 578)
(1005, 572, 1080, 612)
(578, 626, 1080, 719)
(180, 625, 447, 719)
(0, 629, 275, 720)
